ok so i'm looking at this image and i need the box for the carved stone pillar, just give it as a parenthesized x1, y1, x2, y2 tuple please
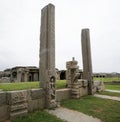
(39, 4, 56, 108)
(66, 57, 79, 88)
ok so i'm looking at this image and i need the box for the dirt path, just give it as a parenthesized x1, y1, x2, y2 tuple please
(105, 89, 120, 93)
(94, 94, 120, 101)
(47, 107, 101, 122)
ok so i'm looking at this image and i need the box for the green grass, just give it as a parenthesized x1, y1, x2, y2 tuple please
(12, 110, 64, 122)
(56, 80, 66, 89)
(97, 91, 120, 97)
(0, 82, 39, 91)
(0, 79, 119, 91)
(94, 77, 120, 82)
(0, 80, 66, 91)
(61, 96, 120, 122)
(105, 84, 120, 90)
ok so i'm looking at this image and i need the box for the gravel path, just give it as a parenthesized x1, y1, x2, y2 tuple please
(105, 89, 120, 93)
(94, 94, 120, 101)
(47, 107, 101, 122)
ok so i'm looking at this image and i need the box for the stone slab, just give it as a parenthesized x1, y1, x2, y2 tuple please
(80, 87, 88, 96)
(82, 80, 88, 87)
(10, 110, 28, 120)
(7, 90, 27, 105)
(56, 89, 71, 102)
(28, 98, 45, 112)
(0, 105, 9, 122)
(30, 88, 44, 100)
(10, 103, 28, 112)
(0, 91, 7, 106)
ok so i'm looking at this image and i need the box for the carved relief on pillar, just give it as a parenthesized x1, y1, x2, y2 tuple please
(45, 70, 56, 108)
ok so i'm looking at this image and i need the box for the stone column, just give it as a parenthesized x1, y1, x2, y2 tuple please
(66, 57, 79, 88)
(24, 69, 29, 82)
(39, 4, 56, 108)
(33, 73, 39, 81)
(81, 29, 93, 95)
(17, 69, 22, 82)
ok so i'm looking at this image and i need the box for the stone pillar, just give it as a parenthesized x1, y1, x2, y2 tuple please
(66, 57, 79, 88)
(39, 4, 56, 108)
(81, 29, 93, 95)
(24, 70, 29, 82)
(17, 69, 22, 82)
(33, 73, 39, 81)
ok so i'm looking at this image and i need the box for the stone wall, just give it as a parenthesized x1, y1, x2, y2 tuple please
(0, 88, 45, 122)
(0, 81, 104, 122)
(0, 88, 82, 121)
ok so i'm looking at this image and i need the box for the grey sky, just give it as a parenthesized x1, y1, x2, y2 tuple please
(0, 0, 120, 73)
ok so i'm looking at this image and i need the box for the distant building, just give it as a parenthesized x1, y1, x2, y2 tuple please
(0, 66, 39, 83)
(10, 66, 39, 82)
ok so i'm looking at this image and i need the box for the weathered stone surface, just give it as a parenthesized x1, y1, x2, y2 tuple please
(71, 85, 80, 98)
(94, 81, 105, 92)
(92, 87, 97, 94)
(66, 58, 80, 88)
(81, 29, 93, 95)
(82, 80, 88, 87)
(30, 88, 44, 100)
(10, 103, 27, 112)
(7, 90, 28, 120)
(10, 110, 28, 120)
(0, 91, 7, 105)
(77, 80, 83, 87)
(39, 3, 56, 108)
(28, 98, 45, 112)
(56, 89, 71, 102)
(81, 87, 88, 96)
(0, 105, 9, 122)
(79, 88, 83, 97)
(72, 84, 80, 88)
(7, 90, 27, 105)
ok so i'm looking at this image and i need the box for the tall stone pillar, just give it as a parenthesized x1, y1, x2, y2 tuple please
(81, 29, 93, 95)
(39, 4, 56, 108)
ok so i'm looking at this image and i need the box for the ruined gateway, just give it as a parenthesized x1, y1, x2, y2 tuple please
(0, 4, 106, 121)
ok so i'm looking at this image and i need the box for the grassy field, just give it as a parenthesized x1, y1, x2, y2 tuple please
(94, 77, 120, 82)
(105, 84, 120, 90)
(0, 80, 66, 91)
(61, 96, 120, 122)
(96, 91, 120, 97)
(0, 79, 120, 91)
(0, 82, 39, 91)
(12, 110, 64, 122)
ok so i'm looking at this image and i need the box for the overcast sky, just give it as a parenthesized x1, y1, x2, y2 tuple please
(0, 0, 120, 73)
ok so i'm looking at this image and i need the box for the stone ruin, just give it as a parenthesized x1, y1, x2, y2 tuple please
(66, 57, 88, 98)
(0, 3, 105, 121)
(39, 3, 104, 107)
(0, 66, 39, 83)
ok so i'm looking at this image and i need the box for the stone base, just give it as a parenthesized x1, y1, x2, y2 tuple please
(0, 105, 9, 122)
(10, 110, 28, 120)
(28, 98, 45, 112)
